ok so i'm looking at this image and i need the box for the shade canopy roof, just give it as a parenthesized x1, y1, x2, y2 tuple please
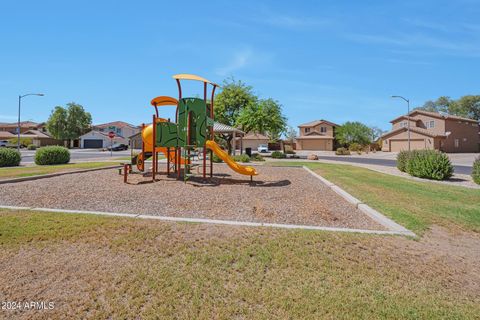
(150, 96, 178, 107)
(172, 74, 219, 86)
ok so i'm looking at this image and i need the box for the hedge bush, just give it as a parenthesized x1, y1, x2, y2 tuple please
(348, 143, 363, 152)
(396, 150, 412, 172)
(251, 153, 265, 161)
(271, 151, 286, 159)
(405, 150, 453, 180)
(472, 157, 480, 185)
(34, 146, 70, 165)
(335, 147, 351, 155)
(0, 148, 21, 167)
(27, 144, 37, 150)
(232, 154, 250, 163)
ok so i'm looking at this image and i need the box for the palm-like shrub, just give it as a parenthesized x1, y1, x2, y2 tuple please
(232, 154, 250, 163)
(335, 147, 351, 155)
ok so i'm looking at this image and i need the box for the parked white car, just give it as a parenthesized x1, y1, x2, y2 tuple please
(257, 144, 269, 153)
(0, 140, 8, 147)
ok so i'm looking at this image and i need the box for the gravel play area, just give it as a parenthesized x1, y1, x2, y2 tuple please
(0, 165, 385, 230)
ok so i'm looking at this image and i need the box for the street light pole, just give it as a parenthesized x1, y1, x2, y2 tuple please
(391, 95, 411, 151)
(17, 93, 45, 151)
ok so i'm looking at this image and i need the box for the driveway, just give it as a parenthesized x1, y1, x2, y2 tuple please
(295, 151, 477, 175)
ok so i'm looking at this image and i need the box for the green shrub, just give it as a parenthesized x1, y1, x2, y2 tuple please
(348, 143, 363, 152)
(472, 157, 480, 185)
(34, 146, 70, 165)
(271, 151, 286, 159)
(0, 148, 21, 167)
(396, 150, 412, 172)
(284, 149, 296, 154)
(232, 154, 250, 163)
(27, 144, 37, 150)
(335, 147, 351, 155)
(251, 153, 265, 161)
(405, 150, 453, 180)
(212, 153, 223, 163)
(8, 137, 32, 148)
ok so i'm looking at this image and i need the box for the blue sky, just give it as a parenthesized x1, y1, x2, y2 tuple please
(1, 0, 479, 131)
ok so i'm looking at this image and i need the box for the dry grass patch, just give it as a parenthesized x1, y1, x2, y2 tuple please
(0, 210, 479, 319)
(0, 162, 119, 180)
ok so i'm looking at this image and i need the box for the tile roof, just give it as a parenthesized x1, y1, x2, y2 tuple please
(298, 119, 340, 127)
(93, 121, 139, 129)
(381, 126, 446, 139)
(0, 121, 40, 128)
(242, 132, 269, 140)
(213, 122, 245, 134)
(390, 110, 478, 123)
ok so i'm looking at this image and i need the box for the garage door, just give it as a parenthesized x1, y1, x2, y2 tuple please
(83, 139, 103, 148)
(390, 139, 425, 152)
(301, 139, 328, 150)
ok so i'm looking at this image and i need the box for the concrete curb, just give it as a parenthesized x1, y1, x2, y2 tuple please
(0, 205, 411, 236)
(0, 165, 122, 185)
(302, 166, 416, 237)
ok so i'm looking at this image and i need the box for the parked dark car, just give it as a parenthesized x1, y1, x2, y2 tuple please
(107, 143, 128, 151)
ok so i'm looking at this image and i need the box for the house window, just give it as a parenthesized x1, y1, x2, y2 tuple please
(320, 126, 327, 133)
(454, 139, 459, 148)
(305, 128, 310, 133)
(425, 120, 435, 128)
(399, 121, 406, 128)
(116, 128, 121, 134)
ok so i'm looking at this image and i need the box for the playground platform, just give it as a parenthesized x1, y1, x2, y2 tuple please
(0, 165, 386, 230)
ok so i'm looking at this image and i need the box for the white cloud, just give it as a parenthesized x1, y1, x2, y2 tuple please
(215, 49, 253, 76)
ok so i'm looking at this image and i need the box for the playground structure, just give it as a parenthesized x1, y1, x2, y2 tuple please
(125, 74, 258, 183)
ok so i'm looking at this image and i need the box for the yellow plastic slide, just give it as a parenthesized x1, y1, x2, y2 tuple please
(206, 140, 258, 176)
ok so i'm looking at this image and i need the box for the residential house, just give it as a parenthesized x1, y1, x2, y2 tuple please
(295, 120, 339, 151)
(0, 121, 46, 134)
(92, 121, 140, 139)
(381, 110, 479, 152)
(235, 132, 269, 152)
(79, 121, 140, 148)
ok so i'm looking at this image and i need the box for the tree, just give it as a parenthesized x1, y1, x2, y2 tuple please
(415, 95, 480, 121)
(453, 95, 480, 120)
(415, 96, 453, 113)
(46, 102, 92, 146)
(236, 98, 287, 141)
(65, 102, 92, 140)
(336, 121, 373, 146)
(214, 78, 257, 126)
(369, 126, 385, 142)
(285, 126, 297, 144)
(46, 106, 68, 141)
(214, 78, 257, 154)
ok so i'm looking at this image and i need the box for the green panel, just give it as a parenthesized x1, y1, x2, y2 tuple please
(177, 98, 209, 147)
(155, 122, 180, 147)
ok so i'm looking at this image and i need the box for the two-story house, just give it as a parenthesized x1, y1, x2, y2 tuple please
(295, 120, 339, 151)
(80, 121, 141, 148)
(381, 110, 479, 152)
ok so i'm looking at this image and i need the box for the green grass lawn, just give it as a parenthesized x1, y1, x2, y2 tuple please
(0, 162, 120, 180)
(269, 162, 480, 234)
(0, 209, 478, 319)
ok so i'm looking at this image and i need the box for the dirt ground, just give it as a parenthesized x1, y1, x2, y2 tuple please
(0, 165, 385, 230)
(0, 214, 478, 319)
